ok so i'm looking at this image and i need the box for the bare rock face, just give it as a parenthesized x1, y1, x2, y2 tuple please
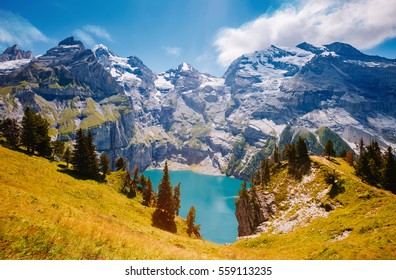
(235, 187, 276, 236)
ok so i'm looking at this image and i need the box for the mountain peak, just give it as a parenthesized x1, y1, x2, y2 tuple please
(58, 36, 85, 49)
(0, 44, 32, 62)
(323, 42, 363, 56)
(178, 62, 193, 72)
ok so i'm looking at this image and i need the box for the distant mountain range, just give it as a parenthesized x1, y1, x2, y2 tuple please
(1, 37, 395, 178)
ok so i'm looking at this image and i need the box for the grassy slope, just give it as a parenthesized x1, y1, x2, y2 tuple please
(0, 146, 395, 259)
(234, 156, 396, 259)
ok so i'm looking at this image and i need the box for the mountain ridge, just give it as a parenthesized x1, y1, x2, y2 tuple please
(0, 38, 395, 179)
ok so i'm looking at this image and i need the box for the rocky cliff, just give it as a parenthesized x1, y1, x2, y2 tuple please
(235, 162, 331, 238)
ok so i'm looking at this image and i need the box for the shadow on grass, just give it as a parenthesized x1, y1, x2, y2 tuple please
(57, 167, 105, 183)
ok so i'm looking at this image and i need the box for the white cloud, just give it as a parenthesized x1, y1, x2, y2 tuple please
(0, 10, 50, 46)
(83, 25, 113, 42)
(165, 46, 182, 56)
(214, 0, 396, 66)
(73, 25, 112, 47)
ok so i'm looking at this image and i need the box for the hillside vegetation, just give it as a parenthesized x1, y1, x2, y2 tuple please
(0, 146, 395, 259)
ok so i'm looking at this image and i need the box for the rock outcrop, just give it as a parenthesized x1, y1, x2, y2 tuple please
(235, 187, 276, 236)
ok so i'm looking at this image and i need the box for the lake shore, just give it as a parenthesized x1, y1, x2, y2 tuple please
(146, 158, 226, 177)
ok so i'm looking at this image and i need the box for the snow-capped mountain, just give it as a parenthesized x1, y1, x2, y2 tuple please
(0, 45, 32, 75)
(0, 38, 395, 178)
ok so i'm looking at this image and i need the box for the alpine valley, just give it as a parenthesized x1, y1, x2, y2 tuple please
(1, 37, 395, 179)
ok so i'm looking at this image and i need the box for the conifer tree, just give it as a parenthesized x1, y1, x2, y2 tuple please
(273, 143, 279, 164)
(72, 129, 88, 175)
(173, 182, 181, 216)
(186, 206, 200, 238)
(382, 146, 396, 193)
(71, 129, 99, 179)
(132, 166, 140, 191)
(156, 161, 174, 223)
(345, 150, 354, 166)
(21, 107, 37, 154)
(324, 139, 336, 159)
(63, 147, 72, 167)
(260, 158, 270, 186)
(115, 157, 126, 171)
(296, 137, 309, 163)
(51, 139, 65, 161)
(35, 115, 51, 157)
(99, 153, 111, 179)
(0, 118, 21, 147)
(86, 131, 99, 179)
(283, 143, 296, 165)
(122, 171, 136, 198)
(143, 177, 155, 206)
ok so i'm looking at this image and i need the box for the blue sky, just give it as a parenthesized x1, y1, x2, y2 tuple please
(1, 0, 395, 76)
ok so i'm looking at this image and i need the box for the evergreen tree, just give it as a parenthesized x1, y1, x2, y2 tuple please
(382, 146, 396, 193)
(324, 139, 336, 159)
(140, 174, 147, 190)
(156, 161, 174, 224)
(283, 143, 296, 165)
(115, 157, 126, 171)
(143, 177, 155, 206)
(0, 118, 21, 147)
(260, 158, 270, 187)
(236, 179, 249, 205)
(186, 206, 201, 238)
(72, 129, 88, 175)
(296, 137, 309, 163)
(355, 149, 370, 182)
(99, 153, 111, 179)
(21, 107, 37, 154)
(86, 131, 99, 179)
(173, 182, 181, 216)
(122, 171, 136, 198)
(34, 115, 51, 157)
(51, 139, 65, 161)
(345, 150, 354, 166)
(273, 143, 279, 164)
(132, 166, 140, 191)
(63, 147, 72, 167)
(71, 129, 99, 179)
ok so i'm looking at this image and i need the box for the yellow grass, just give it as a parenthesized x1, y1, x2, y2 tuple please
(1, 146, 395, 259)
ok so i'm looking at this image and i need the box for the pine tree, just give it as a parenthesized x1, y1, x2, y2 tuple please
(345, 150, 354, 166)
(186, 206, 200, 238)
(324, 139, 336, 159)
(71, 129, 99, 179)
(273, 143, 279, 164)
(72, 129, 88, 175)
(21, 107, 37, 154)
(35, 115, 51, 158)
(132, 166, 140, 191)
(296, 137, 309, 163)
(0, 118, 21, 147)
(99, 153, 111, 179)
(143, 177, 155, 206)
(260, 158, 270, 187)
(173, 182, 181, 216)
(283, 143, 296, 165)
(382, 146, 396, 193)
(51, 139, 65, 161)
(115, 157, 126, 171)
(63, 147, 72, 167)
(122, 171, 136, 198)
(156, 161, 174, 223)
(86, 131, 99, 179)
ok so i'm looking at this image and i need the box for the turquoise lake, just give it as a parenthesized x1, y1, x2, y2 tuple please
(143, 170, 244, 244)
